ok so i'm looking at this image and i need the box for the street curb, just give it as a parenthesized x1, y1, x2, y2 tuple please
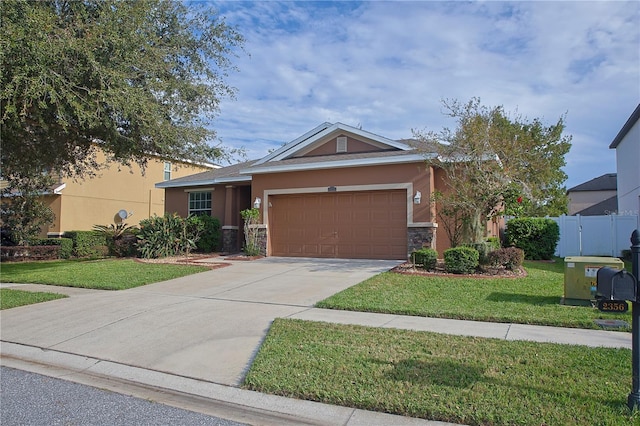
(0, 341, 457, 426)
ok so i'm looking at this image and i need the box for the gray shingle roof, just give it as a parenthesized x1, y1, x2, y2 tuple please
(155, 160, 256, 187)
(567, 173, 617, 192)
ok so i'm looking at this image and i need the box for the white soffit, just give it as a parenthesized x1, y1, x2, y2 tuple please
(241, 153, 428, 175)
(155, 175, 251, 188)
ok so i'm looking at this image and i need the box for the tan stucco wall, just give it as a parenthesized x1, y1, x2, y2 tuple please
(45, 152, 213, 235)
(41, 195, 62, 235)
(568, 190, 617, 215)
(164, 184, 251, 228)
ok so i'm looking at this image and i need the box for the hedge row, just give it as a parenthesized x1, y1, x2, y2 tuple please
(410, 244, 525, 274)
(505, 218, 559, 260)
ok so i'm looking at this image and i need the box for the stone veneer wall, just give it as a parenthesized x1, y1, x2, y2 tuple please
(221, 226, 239, 254)
(407, 226, 437, 256)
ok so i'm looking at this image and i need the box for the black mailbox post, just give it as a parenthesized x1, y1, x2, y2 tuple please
(595, 230, 640, 412)
(629, 230, 640, 412)
(597, 267, 637, 302)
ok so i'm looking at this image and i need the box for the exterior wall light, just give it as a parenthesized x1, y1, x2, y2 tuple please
(254, 197, 262, 209)
(414, 191, 422, 205)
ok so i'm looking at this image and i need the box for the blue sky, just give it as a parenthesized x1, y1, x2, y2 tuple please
(207, 1, 639, 190)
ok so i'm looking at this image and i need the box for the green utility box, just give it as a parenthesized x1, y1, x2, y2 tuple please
(562, 256, 625, 306)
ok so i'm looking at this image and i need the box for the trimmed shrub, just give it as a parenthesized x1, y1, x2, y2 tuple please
(30, 237, 74, 259)
(487, 247, 524, 271)
(138, 213, 203, 258)
(444, 246, 479, 274)
(63, 231, 107, 258)
(486, 237, 501, 250)
(1, 245, 60, 261)
(111, 234, 138, 257)
(411, 248, 438, 270)
(505, 218, 559, 260)
(193, 215, 221, 253)
(464, 238, 501, 265)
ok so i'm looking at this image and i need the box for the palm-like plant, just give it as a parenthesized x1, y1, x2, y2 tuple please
(93, 223, 138, 257)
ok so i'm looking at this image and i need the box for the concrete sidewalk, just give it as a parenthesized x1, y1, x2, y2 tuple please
(1, 307, 631, 426)
(0, 257, 632, 425)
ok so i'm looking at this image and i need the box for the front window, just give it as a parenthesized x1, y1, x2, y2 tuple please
(188, 191, 211, 216)
(163, 162, 172, 181)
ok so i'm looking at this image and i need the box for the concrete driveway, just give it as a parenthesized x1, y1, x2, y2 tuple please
(0, 257, 400, 386)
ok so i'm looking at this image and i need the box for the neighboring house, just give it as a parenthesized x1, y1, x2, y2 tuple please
(37, 150, 216, 237)
(158, 122, 502, 260)
(609, 103, 640, 217)
(566, 173, 618, 216)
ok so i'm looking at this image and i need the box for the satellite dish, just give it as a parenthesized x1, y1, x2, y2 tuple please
(118, 209, 128, 219)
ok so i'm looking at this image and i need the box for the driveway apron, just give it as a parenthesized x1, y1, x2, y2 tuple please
(0, 258, 400, 386)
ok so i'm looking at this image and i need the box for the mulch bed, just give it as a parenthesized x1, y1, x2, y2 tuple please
(223, 255, 264, 261)
(392, 260, 527, 279)
(135, 254, 230, 269)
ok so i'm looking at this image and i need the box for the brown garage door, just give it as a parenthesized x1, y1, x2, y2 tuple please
(269, 190, 407, 260)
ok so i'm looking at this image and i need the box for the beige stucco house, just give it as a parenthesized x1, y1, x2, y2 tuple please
(566, 173, 618, 216)
(40, 150, 215, 237)
(157, 122, 501, 260)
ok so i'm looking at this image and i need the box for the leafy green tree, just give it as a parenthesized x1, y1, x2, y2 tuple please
(1, 174, 56, 246)
(1, 0, 244, 179)
(412, 98, 571, 245)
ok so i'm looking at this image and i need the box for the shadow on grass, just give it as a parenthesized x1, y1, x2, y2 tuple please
(380, 358, 484, 388)
(378, 357, 629, 413)
(485, 292, 561, 306)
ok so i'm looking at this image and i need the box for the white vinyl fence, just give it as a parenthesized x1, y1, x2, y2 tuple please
(549, 214, 639, 258)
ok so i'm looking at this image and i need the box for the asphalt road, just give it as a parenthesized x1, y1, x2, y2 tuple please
(0, 366, 248, 426)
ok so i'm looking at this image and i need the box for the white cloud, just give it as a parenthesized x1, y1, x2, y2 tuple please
(211, 1, 639, 188)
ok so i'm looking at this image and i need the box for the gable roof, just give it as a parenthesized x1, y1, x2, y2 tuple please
(609, 103, 640, 149)
(156, 123, 440, 187)
(254, 122, 412, 165)
(567, 173, 617, 192)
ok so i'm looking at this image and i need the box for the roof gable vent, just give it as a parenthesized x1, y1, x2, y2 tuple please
(336, 136, 347, 153)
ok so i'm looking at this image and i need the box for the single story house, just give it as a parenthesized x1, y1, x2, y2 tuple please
(157, 122, 499, 260)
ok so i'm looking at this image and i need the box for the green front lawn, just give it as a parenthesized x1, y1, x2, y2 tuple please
(1, 288, 67, 309)
(0, 259, 210, 290)
(245, 319, 637, 426)
(317, 260, 632, 329)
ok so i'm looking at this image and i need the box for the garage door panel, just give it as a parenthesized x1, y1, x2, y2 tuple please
(280, 243, 303, 255)
(303, 244, 320, 255)
(320, 244, 336, 256)
(319, 211, 336, 224)
(270, 190, 407, 260)
(370, 228, 392, 239)
(390, 228, 407, 239)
